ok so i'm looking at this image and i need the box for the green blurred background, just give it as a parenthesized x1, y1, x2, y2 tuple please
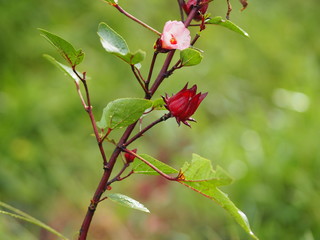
(1, 0, 319, 239)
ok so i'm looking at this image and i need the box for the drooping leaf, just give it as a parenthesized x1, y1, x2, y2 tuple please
(43, 54, 81, 83)
(97, 23, 145, 65)
(180, 48, 203, 66)
(96, 98, 152, 129)
(131, 153, 258, 239)
(108, 193, 150, 213)
(0, 201, 69, 240)
(179, 154, 259, 240)
(206, 16, 249, 38)
(132, 154, 179, 175)
(39, 29, 84, 66)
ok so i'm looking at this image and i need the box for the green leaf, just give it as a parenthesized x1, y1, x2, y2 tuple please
(180, 48, 203, 66)
(108, 193, 150, 213)
(98, 22, 129, 56)
(130, 50, 146, 65)
(43, 54, 81, 83)
(130, 153, 258, 239)
(206, 16, 250, 38)
(180, 156, 233, 186)
(179, 154, 258, 240)
(152, 98, 166, 110)
(39, 28, 84, 66)
(96, 98, 152, 129)
(132, 154, 179, 175)
(98, 22, 145, 65)
(0, 201, 69, 240)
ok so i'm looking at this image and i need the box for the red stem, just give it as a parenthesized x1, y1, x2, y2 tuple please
(124, 113, 172, 147)
(114, 4, 161, 36)
(124, 149, 182, 181)
(73, 69, 108, 165)
(78, 123, 137, 240)
(78, 3, 202, 239)
(145, 51, 158, 94)
(149, 50, 176, 96)
(131, 65, 148, 94)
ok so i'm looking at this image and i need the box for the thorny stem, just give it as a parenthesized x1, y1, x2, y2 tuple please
(114, 4, 161, 36)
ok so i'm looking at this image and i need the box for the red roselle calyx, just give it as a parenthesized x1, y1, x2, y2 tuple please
(163, 84, 208, 127)
(124, 149, 137, 163)
(182, 0, 210, 21)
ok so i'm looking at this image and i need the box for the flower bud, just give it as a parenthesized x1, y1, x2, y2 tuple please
(158, 21, 191, 51)
(182, 0, 210, 21)
(124, 149, 137, 164)
(163, 84, 207, 127)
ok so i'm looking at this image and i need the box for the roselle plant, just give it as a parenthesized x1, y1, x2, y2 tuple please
(0, 0, 259, 240)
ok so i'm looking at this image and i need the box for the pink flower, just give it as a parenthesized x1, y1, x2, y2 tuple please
(163, 84, 208, 127)
(160, 21, 191, 50)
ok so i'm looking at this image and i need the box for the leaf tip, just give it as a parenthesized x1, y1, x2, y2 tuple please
(243, 31, 250, 38)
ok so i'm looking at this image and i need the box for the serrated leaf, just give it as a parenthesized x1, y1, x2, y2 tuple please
(180, 48, 203, 66)
(43, 54, 80, 83)
(0, 201, 69, 240)
(132, 154, 179, 175)
(96, 98, 152, 129)
(180, 156, 232, 186)
(108, 193, 149, 213)
(179, 154, 258, 240)
(39, 29, 84, 66)
(130, 153, 258, 239)
(98, 23, 145, 65)
(206, 16, 249, 38)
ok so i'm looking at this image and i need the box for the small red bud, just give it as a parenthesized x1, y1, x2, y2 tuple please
(124, 149, 137, 163)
